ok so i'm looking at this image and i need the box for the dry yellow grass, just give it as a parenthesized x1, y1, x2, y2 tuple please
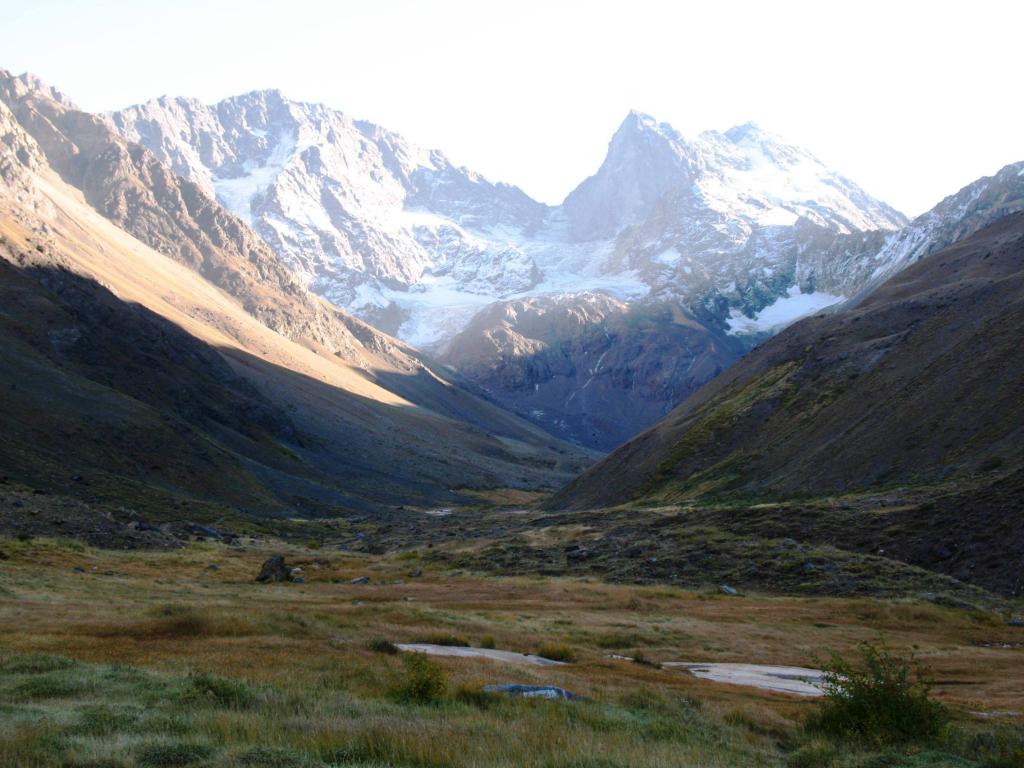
(0, 536, 1021, 767)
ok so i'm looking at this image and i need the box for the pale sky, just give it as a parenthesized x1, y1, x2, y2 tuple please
(2, 0, 1021, 217)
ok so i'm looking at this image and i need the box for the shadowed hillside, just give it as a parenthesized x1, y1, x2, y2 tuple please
(551, 212, 1024, 509)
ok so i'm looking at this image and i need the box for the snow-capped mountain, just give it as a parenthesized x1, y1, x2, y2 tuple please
(108, 96, 906, 348)
(108, 90, 547, 342)
(563, 113, 904, 241)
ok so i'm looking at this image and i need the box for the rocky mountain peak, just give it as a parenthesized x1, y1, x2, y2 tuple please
(561, 111, 697, 241)
(1, 70, 77, 109)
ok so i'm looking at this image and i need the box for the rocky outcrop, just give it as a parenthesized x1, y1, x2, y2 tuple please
(255, 556, 292, 583)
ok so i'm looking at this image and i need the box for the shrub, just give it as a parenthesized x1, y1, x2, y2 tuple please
(395, 652, 446, 704)
(180, 672, 257, 709)
(785, 739, 838, 768)
(808, 640, 948, 744)
(368, 638, 399, 655)
(453, 682, 496, 708)
(12, 671, 90, 700)
(413, 633, 470, 647)
(135, 742, 215, 767)
(478, 636, 496, 649)
(0, 653, 76, 674)
(537, 643, 577, 663)
(631, 652, 661, 669)
(234, 745, 309, 767)
(73, 704, 141, 736)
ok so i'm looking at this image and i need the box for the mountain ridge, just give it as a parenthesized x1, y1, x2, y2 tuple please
(0, 70, 595, 515)
(549, 210, 1024, 515)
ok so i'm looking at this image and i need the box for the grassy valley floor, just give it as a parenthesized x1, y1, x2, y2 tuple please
(1, 536, 1022, 767)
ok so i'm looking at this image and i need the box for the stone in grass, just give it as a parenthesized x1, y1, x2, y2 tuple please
(719, 585, 739, 596)
(350, 576, 370, 585)
(255, 555, 292, 583)
(483, 684, 586, 701)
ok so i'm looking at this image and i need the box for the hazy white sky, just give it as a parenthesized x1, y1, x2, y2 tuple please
(2, 0, 1021, 216)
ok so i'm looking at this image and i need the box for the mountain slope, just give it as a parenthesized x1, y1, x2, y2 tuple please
(864, 160, 1024, 286)
(105, 86, 914, 450)
(441, 293, 745, 449)
(550, 211, 1024, 511)
(0, 73, 593, 515)
(107, 89, 548, 341)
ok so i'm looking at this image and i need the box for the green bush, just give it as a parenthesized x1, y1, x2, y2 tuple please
(368, 637, 399, 655)
(11, 671, 90, 700)
(537, 643, 577, 663)
(0, 653, 77, 674)
(73, 704, 141, 736)
(395, 652, 446, 704)
(478, 636, 496, 649)
(808, 640, 948, 744)
(234, 745, 310, 767)
(412, 633, 470, 647)
(136, 742, 215, 767)
(631, 652, 661, 669)
(180, 672, 257, 709)
(453, 682, 496, 709)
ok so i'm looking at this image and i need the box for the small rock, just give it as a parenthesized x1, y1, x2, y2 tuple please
(205, 564, 219, 571)
(719, 585, 739, 596)
(187, 523, 222, 539)
(408, 567, 423, 578)
(782, 538, 797, 548)
(290, 567, 303, 576)
(292, 576, 305, 584)
(255, 555, 292, 583)
(72, 566, 85, 573)
(483, 684, 586, 701)
(1007, 618, 1024, 628)
(350, 576, 370, 585)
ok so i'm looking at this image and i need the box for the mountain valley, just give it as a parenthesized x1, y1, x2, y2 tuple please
(1, 11, 1023, 763)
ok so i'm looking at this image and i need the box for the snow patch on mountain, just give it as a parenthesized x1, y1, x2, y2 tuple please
(726, 285, 845, 335)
